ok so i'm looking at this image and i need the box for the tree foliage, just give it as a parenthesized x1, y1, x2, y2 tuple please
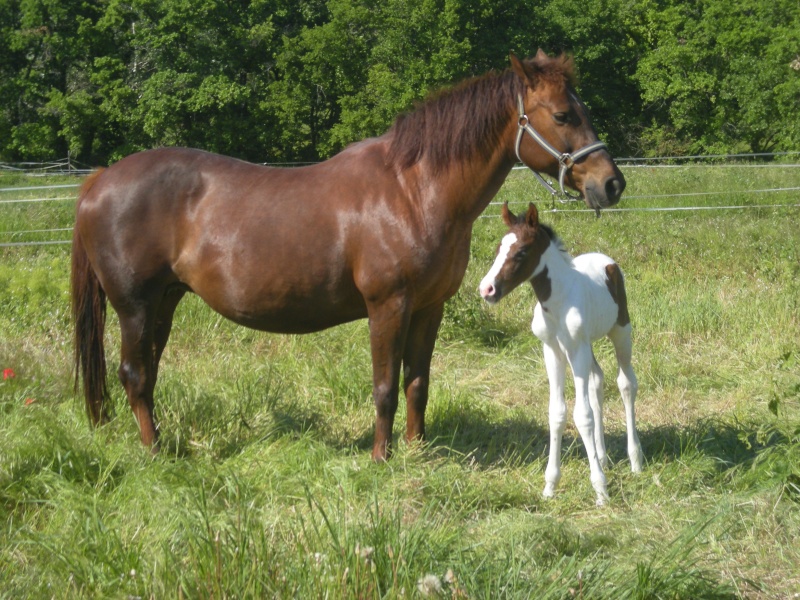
(1, 0, 798, 164)
(628, 0, 800, 155)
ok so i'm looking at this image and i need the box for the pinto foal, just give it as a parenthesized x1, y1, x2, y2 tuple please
(480, 203, 644, 505)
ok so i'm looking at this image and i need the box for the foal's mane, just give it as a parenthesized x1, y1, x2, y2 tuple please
(540, 224, 573, 264)
(387, 55, 576, 172)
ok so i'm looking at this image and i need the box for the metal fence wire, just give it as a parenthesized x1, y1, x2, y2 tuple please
(2, 154, 800, 247)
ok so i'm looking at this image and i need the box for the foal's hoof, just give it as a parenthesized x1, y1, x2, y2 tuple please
(630, 449, 645, 473)
(542, 484, 556, 499)
(594, 485, 611, 506)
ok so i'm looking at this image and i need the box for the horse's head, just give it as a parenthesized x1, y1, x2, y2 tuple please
(510, 51, 625, 212)
(479, 202, 551, 303)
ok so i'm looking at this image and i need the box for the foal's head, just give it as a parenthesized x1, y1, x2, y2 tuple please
(510, 51, 626, 210)
(479, 202, 555, 304)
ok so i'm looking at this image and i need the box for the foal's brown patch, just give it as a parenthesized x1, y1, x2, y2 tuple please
(532, 266, 552, 302)
(604, 263, 630, 326)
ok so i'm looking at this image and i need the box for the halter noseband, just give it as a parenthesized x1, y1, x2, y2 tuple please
(515, 93, 608, 202)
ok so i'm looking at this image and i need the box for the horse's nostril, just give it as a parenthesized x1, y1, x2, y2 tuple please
(605, 176, 625, 202)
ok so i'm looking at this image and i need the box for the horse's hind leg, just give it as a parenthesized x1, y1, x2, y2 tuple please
(117, 299, 162, 448)
(609, 325, 644, 472)
(588, 351, 607, 469)
(152, 287, 186, 379)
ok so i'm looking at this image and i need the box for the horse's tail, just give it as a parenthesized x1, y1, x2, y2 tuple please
(71, 169, 110, 425)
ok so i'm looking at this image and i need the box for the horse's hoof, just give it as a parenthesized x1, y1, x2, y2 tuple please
(371, 446, 391, 463)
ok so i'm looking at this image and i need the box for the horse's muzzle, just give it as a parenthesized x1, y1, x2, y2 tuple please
(584, 172, 626, 210)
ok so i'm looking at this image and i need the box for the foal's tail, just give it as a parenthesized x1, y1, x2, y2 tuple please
(71, 169, 110, 425)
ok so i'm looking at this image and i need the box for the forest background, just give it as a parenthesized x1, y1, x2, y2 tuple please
(1, 0, 799, 166)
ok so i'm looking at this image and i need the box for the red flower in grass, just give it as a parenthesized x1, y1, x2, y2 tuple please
(24, 398, 36, 406)
(2, 368, 15, 380)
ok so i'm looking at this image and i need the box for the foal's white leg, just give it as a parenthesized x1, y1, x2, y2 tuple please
(568, 344, 609, 506)
(588, 353, 607, 469)
(609, 325, 644, 472)
(541, 342, 567, 499)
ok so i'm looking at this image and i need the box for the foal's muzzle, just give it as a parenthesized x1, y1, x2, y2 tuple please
(479, 281, 502, 304)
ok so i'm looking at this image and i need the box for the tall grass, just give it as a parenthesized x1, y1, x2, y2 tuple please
(1, 164, 799, 598)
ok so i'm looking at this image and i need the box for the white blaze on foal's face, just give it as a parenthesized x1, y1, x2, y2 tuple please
(479, 232, 517, 302)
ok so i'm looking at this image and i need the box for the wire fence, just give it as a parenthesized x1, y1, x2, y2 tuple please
(2, 153, 800, 247)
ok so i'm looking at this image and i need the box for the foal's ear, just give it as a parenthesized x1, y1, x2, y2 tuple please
(525, 203, 539, 228)
(501, 201, 516, 227)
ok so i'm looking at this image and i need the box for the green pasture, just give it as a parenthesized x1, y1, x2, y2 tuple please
(1, 165, 799, 598)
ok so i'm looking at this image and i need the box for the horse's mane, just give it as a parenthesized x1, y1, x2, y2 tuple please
(387, 55, 576, 173)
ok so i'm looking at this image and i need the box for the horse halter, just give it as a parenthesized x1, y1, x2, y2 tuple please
(515, 93, 608, 202)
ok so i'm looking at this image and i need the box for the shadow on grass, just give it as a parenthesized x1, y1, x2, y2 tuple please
(636, 417, 789, 470)
(423, 408, 789, 475)
(140, 373, 789, 480)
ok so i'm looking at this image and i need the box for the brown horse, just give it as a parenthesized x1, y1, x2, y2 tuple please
(71, 51, 625, 460)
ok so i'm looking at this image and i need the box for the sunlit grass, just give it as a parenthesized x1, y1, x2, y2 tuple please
(1, 166, 799, 597)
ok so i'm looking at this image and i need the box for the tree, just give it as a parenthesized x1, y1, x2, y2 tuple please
(630, 0, 800, 156)
(0, 0, 105, 160)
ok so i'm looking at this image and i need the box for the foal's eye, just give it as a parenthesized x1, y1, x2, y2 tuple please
(514, 249, 528, 262)
(553, 112, 569, 125)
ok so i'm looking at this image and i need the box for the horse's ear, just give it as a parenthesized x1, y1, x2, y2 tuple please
(501, 202, 516, 227)
(525, 203, 539, 228)
(535, 48, 549, 62)
(509, 52, 533, 83)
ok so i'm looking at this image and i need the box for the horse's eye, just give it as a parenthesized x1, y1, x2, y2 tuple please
(553, 112, 569, 125)
(514, 249, 528, 262)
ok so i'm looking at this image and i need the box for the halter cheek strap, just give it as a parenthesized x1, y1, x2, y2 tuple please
(515, 93, 608, 202)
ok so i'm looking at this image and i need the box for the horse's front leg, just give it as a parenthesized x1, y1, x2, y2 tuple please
(541, 342, 568, 499)
(403, 303, 445, 444)
(367, 296, 411, 462)
(568, 344, 609, 506)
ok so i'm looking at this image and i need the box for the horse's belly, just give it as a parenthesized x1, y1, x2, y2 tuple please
(227, 306, 367, 334)
(194, 281, 368, 334)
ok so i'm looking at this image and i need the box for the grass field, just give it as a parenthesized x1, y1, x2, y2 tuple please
(1, 164, 799, 598)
